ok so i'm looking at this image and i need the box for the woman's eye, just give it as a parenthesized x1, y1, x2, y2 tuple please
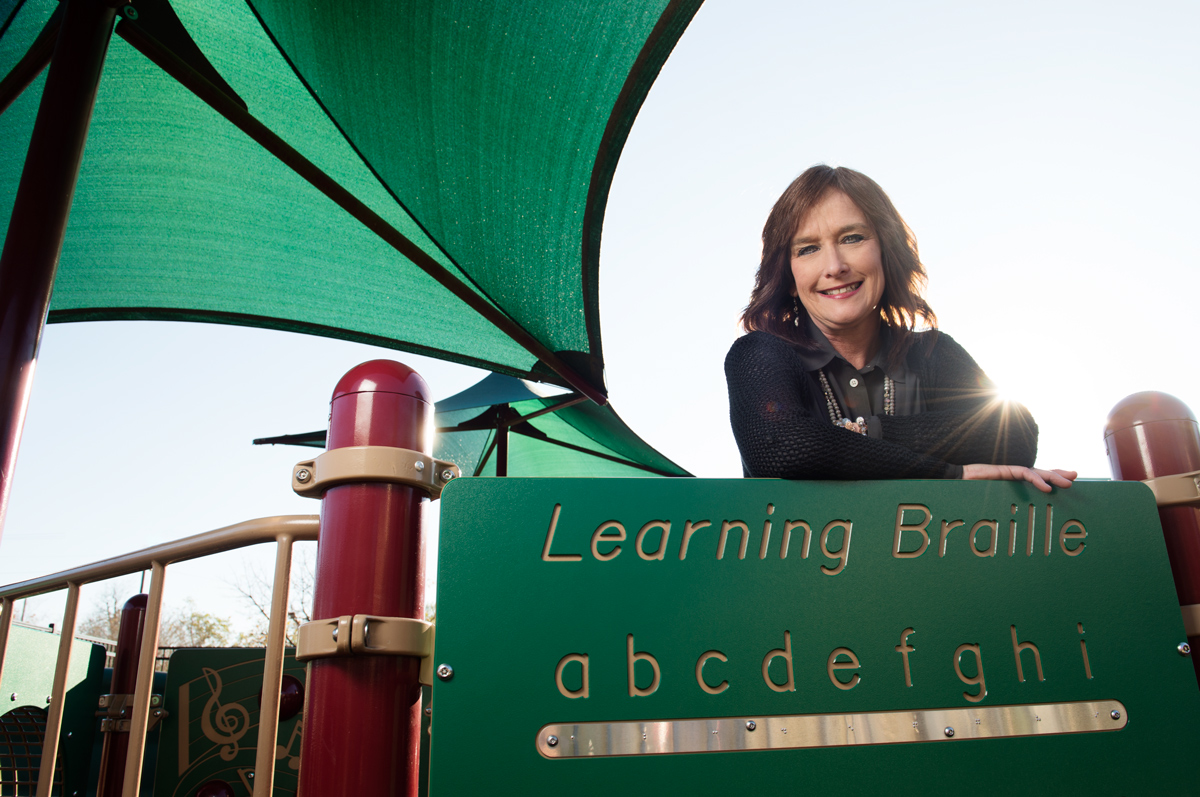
(841, 234, 865, 244)
(794, 244, 818, 257)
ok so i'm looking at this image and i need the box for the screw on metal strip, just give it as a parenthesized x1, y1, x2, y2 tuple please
(292, 446, 460, 499)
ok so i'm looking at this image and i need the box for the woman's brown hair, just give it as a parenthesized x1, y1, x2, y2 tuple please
(740, 165, 937, 367)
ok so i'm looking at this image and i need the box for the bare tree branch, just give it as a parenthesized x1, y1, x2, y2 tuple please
(77, 585, 127, 641)
(228, 548, 315, 647)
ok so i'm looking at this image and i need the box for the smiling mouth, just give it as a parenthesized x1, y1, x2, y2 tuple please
(819, 281, 863, 297)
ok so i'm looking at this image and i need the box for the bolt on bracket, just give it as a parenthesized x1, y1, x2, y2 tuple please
(96, 692, 164, 718)
(99, 707, 169, 733)
(296, 615, 436, 685)
(293, 446, 460, 500)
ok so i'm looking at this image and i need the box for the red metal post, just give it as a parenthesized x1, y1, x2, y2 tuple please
(0, 0, 115, 538)
(1105, 391, 1200, 684)
(97, 594, 147, 797)
(298, 361, 431, 797)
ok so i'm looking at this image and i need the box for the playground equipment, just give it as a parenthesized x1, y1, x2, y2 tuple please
(0, 516, 318, 795)
(2, 374, 1200, 794)
(0, 4, 702, 785)
(3, 0, 1200, 794)
(0, 0, 703, 543)
(1105, 391, 1200, 685)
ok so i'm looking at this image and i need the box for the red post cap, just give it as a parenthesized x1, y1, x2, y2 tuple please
(1105, 391, 1198, 436)
(1105, 391, 1200, 481)
(332, 360, 431, 403)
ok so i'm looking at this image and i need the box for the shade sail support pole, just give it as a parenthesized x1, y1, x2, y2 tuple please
(511, 394, 589, 423)
(496, 424, 509, 477)
(116, 21, 608, 405)
(0, 0, 115, 539)
(435, 394, 586, 433)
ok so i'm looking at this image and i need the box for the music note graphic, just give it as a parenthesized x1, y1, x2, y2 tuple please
(276, 720, 303, 770)
(200, 667, 252, 761)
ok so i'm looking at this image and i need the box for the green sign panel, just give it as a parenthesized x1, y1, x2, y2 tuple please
(0, 625, 104, 796)
(153, 649, 307, 797)
(431, 479, 1200, 794)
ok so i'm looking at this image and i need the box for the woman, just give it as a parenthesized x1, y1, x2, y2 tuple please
(725, 165, 1075, 493)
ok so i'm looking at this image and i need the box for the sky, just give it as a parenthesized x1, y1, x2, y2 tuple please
(4, 0, 1200, 631)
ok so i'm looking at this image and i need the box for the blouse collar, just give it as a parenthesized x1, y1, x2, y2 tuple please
(792, 318, 908, 382)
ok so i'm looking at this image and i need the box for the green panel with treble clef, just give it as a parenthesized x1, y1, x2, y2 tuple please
(151, 649, 307, 797)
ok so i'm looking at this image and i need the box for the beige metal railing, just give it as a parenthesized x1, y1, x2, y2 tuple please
(0, 514, 320, 797)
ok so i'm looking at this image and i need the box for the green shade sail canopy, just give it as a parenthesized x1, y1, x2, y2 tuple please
(0, 0, 701, 398)
(255, 373, 691, 479)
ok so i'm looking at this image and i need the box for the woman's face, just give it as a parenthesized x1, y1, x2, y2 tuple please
(789, 189, 885, 341)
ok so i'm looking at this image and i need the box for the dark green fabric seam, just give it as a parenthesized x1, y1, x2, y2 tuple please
(239, 0, 507, 320)
(0, 0, 29, 41)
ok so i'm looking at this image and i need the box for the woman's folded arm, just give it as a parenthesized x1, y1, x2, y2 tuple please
(726, 332, 962, 480)
(880, 331, 1038, 466)
(877, 406, 1037, 467)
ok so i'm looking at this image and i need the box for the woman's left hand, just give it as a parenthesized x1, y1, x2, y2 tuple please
(962, 464, 1077, 493)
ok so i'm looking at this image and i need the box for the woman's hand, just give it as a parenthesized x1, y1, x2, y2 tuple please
(962, 464, 1078, 493)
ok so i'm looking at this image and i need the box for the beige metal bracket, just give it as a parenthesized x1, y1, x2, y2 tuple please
(1182, 603, 1200, 636)
(293, 446, 460, 500)
(99, 706, 168, 732)
(296, 615, 435, 686)
(1143, 470, 1200, 507)
(295, 615, 354, 660)
(97, 692, 162, 716)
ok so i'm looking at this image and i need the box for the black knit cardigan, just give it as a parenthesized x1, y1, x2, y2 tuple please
(724, 330, 1038, 480)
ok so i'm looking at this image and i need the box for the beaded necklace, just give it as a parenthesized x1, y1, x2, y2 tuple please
(817, 368, 895, 427)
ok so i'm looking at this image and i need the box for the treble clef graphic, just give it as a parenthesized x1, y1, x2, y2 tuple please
(200, 667, 251, 761)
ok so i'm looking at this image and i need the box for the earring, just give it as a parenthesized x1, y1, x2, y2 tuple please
(793, 296, 801, 326)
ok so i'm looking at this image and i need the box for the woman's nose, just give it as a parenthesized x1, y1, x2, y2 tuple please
(821, 248, 850, 277)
